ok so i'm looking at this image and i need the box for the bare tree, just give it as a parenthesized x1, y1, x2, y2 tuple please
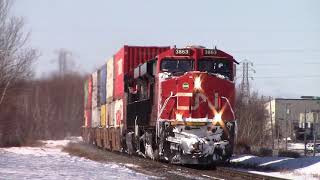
(0, 0, 37, 106)
(235, 89, 269, 150)
(0, 0, 37, 146)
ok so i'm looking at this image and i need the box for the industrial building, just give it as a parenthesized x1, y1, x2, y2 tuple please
(265, 98, 320, 142)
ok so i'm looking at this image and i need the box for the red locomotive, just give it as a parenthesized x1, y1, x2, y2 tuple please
(82, 45, 238, 165)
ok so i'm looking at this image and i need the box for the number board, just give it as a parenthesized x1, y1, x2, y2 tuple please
(174, 49, 193, 56)
(203, 49, 217, 56)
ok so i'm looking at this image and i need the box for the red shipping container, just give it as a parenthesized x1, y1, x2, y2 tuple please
(85, 75, 92, 127)
(113, 45, 170, 99)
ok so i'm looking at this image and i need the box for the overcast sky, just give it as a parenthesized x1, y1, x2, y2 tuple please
(13, 0, 320, 98)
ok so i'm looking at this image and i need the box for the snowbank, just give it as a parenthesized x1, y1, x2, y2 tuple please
(0, 137, 151, 179)
(2, 137, 82, 156)
(231, 155, 320, 180)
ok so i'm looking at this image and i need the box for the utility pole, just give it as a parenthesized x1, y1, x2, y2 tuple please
(304, 109, 307, 156)
(311, 110, 320, 157)
(277, 120, 280, 149)
(285, 104, 289, 151)
(269, 96, 274, 149)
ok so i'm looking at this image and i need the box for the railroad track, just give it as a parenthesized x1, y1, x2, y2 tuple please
(65, 142, 288, 180)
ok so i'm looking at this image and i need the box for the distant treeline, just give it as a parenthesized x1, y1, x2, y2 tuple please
(0, 0, 84, 146)
(0, 73, 84, 146)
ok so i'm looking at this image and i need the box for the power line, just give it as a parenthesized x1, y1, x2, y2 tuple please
(254, 62, 320, 66)
(253, 75, 320, 79)
(230, 49, 320, 54)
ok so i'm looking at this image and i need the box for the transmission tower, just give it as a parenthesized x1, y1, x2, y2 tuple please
(55, 49, 72, 77)
(240, 60, 255, 103)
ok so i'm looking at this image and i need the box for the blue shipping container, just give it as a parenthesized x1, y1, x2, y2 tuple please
(99, 64, 107, 104)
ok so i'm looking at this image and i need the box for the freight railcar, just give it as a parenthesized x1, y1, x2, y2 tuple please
(82, 45, 238, 165)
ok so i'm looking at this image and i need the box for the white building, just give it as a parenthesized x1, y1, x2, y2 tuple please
(265, 98, 320, 141)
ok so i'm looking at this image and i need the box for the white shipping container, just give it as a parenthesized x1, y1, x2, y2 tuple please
(106, 57, 114, 102)
(108, 101, 115, 127)
(91, 71, 100, 127)
(114, 99, 123, 127)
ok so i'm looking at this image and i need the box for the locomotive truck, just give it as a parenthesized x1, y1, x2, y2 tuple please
(82, 45, 238, 165)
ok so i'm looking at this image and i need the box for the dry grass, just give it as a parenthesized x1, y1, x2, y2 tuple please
(62, 142, 109, 162)
(24, 140, 45, 147)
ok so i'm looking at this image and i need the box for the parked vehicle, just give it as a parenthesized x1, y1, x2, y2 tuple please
(306, 143, 320, 153)
(82, 45, 238, 165)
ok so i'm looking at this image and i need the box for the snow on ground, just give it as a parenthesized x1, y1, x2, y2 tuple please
(2, 137, 81, 157)
(231, 154, 320, 180)
(288, 143, 305, 150)
(0, 137, 153, 180)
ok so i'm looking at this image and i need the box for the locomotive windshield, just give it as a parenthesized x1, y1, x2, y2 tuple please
(198, 58, 231, 80)
(161, 59, 194, 75)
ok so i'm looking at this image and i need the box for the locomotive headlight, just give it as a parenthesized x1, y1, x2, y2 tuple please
(176, 113, 183, 121)
(194, 76, 202, 90)
(214, 112, 222, 122)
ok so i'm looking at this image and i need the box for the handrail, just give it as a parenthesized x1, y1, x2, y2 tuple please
(221, 96, 235, 120)
(156, 92, 176, 143)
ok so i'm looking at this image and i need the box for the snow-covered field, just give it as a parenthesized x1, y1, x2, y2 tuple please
(2, 139, 320, 180)
(0, 137, 151, 180)
(231, 153, 320, 180)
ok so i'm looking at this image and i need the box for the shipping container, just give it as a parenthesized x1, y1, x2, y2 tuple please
(88, 76, 92, 127)
(108, 101, 115, 127)
(87, 75, 93, 109)
(91, 71, 100, 127)
(114, 48, 124, 99)
(99, 64, 107, 105)
(106, 57, 114, 102)
(114, 99, 123, 127)
(84, 76, 92, 127)
(100, 104, 106, 127)
(105, 104, 108, 127)
(84, 80, 88, 108)
(84, 79, 88, 126)
(113, 46, 170, 99)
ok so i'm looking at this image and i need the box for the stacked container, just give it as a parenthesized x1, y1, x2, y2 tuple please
(91, 70, 100, 127)
(84, 76, 92, 127)
(113, 46, 170, 128)
(106, 57, 114, 127)
(84, 80, 88, 126)
(99, 64, 107, 127)
(84, 45, 170, 151)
